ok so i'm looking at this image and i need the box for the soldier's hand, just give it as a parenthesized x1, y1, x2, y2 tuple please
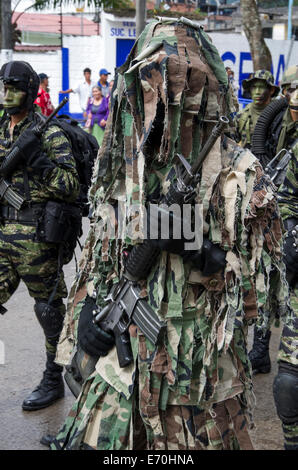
(146, 204, 190, 254)
(26, 152, 56, 176)
(182, 237, 226, 276)
(15, 128, 41, 161)
(77, 297, 115, 358)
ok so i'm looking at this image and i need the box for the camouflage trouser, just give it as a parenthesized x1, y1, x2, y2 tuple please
(51, 370, 254, 451)
(0, 222, 67, 355)
(277, 287, 298, 450)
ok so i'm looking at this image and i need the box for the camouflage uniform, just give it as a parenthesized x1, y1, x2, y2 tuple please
(51, 20, 288, 450)
(0, 113, 80, 355)
(274, 136, 298, 450)
(234, 70, 279, 149)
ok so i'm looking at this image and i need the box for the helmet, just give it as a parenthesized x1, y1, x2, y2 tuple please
(242, 69, 280, 97)
(280, 65, 298, 89)
(289, 88, 298, 110)
(0, 61, 40, 112)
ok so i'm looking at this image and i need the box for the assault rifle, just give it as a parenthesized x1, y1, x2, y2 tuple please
(0, 97, 68, 210)
(93, 116, 229, 368)
(265, 139, 297, 187)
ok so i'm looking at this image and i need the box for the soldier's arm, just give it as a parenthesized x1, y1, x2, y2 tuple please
(41, 124, 80, 202)
(278, 147, 298, 222)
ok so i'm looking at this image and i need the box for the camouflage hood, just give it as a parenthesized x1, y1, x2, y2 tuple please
(242, 69, 280, 97)
(91, 18, 233, 213)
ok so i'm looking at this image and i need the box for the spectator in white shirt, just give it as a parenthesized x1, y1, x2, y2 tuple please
(59, 68, 96, 118)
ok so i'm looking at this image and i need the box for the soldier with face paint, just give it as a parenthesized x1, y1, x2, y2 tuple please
(0, 61, 80, 411)
(234, 70, 280, 149)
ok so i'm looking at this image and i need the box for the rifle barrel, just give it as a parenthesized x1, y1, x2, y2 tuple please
(39, 97, 69, 132)
(186, 115, 229, 185)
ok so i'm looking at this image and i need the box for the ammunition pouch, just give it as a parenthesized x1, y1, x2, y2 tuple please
(0, 203, 45, 224)
(35, 200, 82, 263)
(36, 200, 82, 244)
(64, 345, 98, 397)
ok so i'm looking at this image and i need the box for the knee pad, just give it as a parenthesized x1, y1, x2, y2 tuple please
(34, 300, 65, 339)
(273, 361, 298, 425)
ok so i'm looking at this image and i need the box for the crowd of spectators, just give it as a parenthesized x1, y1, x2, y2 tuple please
(34, 67, 113, 147)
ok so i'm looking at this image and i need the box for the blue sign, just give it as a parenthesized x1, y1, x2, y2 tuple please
(221, 51, 286, 98)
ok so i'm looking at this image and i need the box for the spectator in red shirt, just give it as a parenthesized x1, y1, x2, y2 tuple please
(34, 73, 54, 117)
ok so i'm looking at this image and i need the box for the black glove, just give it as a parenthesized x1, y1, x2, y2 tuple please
(146, 204, 193, 254)
(17, 129, 56, 176)
(16, 128, 41, 161)
(77, 296, 115, 358)
(182, 237, 226, 276)
(26, 151, 56, 176)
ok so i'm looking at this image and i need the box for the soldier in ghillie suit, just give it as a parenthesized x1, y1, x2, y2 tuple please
(234, 70, 280, 149)
(273, 84, 298, 450)
(50, 20, 288, 450)
(0, 62, 80, 410)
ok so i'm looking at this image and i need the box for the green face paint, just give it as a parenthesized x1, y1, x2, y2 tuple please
(250, 80, 271, 107)
(3, 84, 26, 110)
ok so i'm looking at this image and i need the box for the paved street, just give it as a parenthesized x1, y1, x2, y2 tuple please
(0, 217, 285, 450)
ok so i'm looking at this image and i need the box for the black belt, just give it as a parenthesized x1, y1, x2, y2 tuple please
(0, 204, 45, 223)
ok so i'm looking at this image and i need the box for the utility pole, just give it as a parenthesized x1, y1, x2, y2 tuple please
(287, 0, 293, 40)
(136, 0, 147, 39)
(59, 3, 63, 48)
(1, 0, 13, 64)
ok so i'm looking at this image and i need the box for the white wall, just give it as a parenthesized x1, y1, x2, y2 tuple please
(12, 35, 104, 114)
(63, 35, 103, 113)
(101, 12, 136, 79)
(11, 49, 62, 108)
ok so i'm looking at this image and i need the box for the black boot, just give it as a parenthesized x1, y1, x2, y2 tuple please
(22, 353, 65, 411)
(249, 326, 271, 374)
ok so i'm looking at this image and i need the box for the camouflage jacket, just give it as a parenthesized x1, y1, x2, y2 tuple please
(0, 113, 80, 204)
(56, 20, 288, 418)
(278, 139, 298, 222)
(234, 102, 266, 148)
(276, 108, 298, 155)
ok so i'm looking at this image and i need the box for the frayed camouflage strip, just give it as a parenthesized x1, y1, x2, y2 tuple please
(51, 371, 253, 450)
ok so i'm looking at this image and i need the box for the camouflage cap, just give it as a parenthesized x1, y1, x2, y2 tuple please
(280, 65, 298, 89)
(242, 69, 280, 97)
(289, 88, 298, 110)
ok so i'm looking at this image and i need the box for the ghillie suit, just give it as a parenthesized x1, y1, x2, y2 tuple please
(52, 19, 288, 450)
